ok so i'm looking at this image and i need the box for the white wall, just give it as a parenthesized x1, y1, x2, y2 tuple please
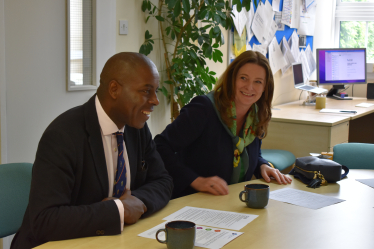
(116, 0, 170, 136)
(0, 0, 5, 245)
(4, 0, 96, 163)
(0, 0, 6, 165)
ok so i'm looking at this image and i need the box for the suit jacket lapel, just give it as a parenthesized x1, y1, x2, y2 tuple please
(83, 95, 109, 195)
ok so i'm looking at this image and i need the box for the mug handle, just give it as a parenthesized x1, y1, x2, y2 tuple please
(239, 190, 248, 202)
(156, 228, 167, 244)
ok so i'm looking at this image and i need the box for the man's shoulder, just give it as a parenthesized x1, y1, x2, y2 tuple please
(49, 105, 85, 129)
(45, 96, 96, 135)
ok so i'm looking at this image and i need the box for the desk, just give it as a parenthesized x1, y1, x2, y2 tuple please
(262, 97, 374, 158)
(35, 170, 374, 249)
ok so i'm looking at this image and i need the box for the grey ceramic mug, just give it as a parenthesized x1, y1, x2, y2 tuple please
(239, 184, 270, 208)
(156, 220, 196, 249)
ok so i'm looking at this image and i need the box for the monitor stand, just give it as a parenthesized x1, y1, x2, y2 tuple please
(326, 85, 352, 100)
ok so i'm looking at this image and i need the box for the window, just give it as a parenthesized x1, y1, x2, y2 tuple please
(67, 0, 97, 91)
(335, 0, 374, 63)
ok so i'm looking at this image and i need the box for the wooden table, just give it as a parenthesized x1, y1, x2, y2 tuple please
(35, 169, 374, 249)
(262, 97, 374, 158)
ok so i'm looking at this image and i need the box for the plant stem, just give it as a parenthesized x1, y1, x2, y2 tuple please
(172, 0, 205, 60)
(158, 1, 175, 121)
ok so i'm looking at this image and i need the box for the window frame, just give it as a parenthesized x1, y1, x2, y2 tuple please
(66, 0, 116, 91)
(336, 1, 374, 7)
(67, 0, 97, 91)
(334, 4, 374, 49)
(334, 1, 374, 80)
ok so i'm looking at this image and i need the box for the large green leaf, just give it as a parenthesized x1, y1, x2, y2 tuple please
(233, 0, 242, 12)
(145, 30, 152, 39)
(189, 50, 198, 60)
(160, 86, 169, 98)
(182, 0, 190, 13)
(155, 16, 165, 21)
(242, 0, 251, 11)
(167, 0, 178, 9)
(204, 45, 213, 57)
(213, 26, 220, 34)
(198, 36, 204, 46)
(213, 14, 221, 23)
(174, 1, 181, 17)
(141, 0, 147, 12)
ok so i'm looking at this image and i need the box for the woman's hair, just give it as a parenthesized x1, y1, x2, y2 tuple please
(213, 50, 274, 138)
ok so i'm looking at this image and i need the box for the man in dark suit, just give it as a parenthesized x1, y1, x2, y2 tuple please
(11, 52, 173, 249)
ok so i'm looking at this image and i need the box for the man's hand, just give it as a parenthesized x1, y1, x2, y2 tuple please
(260, 164, 292, 185)
(119, 190, 147, 224)
(191, 176, 229, 196)
(102, 191, 147, 224)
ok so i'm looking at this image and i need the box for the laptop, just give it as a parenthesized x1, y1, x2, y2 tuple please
(292, 62, 327, 94)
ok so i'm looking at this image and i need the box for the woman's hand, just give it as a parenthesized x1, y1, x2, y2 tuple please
(191, 176, 229, 196)
(260, 164, 292, 185)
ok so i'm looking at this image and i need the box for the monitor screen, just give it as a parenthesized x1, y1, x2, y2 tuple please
(317, 48, 367, 85)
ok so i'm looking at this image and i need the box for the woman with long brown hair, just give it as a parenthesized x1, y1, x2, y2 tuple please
(155, 51, 292, 199)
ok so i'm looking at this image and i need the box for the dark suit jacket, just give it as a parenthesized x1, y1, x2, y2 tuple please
(155, 95, 268, 199)
(11, 95, 173, 249)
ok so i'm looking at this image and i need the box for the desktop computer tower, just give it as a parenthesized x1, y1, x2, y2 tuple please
(367, 83, 374, 99)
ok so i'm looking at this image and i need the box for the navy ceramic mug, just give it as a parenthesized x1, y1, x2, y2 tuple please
(239, 184, 270, 208)
(156, 220, 196, 249)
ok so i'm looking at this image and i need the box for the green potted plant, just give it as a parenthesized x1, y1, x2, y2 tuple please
(140, 0, 253, 120)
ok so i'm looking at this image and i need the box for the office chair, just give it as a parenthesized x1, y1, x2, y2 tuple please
(0, 163, 33, 238)
(333, 143, 374, 169)
(261, 149, 296, 172)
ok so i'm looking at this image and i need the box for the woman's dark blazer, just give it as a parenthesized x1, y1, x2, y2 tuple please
(155, 95, 269, 199)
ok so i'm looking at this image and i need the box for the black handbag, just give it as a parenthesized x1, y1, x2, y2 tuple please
(289, 156, 349, 188)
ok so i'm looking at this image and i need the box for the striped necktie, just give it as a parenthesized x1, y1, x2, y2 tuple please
(113, 132, 126, 197)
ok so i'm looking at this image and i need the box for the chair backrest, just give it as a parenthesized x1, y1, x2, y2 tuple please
(0, 163, 33, 238)
(333, 143, 374, 169)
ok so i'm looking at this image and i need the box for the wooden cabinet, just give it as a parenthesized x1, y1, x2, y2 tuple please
(262, 98, 374, 158)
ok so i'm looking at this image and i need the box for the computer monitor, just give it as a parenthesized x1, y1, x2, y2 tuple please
(317, 48, 367, 98)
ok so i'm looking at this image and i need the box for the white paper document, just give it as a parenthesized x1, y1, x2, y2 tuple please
(269, 37, 287, 74)
(297, 2, 316, 36)
(162, 206, 258, 231)
(245, 1, 255, 42)
(232, 5, 247, 37)
(356, 102, 374, 107)
(356, 179, 374, 189)
(320, 109, 357, 114)
(253, 43, 267, 56)
(305, 44, 316, 75)
(289, 30, 300, 62)
(280, 37, 296, 74)
(138, 221, 243, 249)
(263, 20, 278, 48)
(270, 188, 345, 209)
(281, 0, 292, 27)
(305, 0, 316, 10)
(251, 2, 266, 43)
(299, 50, 310, 81)
(273, 0, 280, 11)
(281, 0, 300, 28)
(274, 11, 285, 31)
(262, 0, 275, 46)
